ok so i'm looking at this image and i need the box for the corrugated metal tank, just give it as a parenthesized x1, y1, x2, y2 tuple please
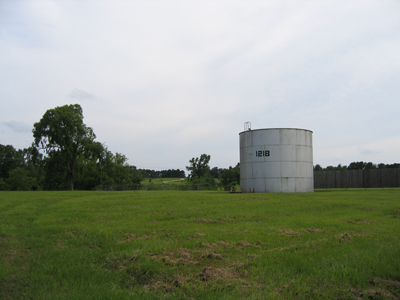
(239, 128, 313, 193)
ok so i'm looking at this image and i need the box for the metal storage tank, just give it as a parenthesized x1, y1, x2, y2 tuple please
(239, 126, 313, 193)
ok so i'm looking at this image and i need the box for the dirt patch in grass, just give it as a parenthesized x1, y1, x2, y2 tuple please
(306, 228, 321, 233)
(277, 229, 300, 236)
(143, 266, 246, 293)
(164, 232, 174, 237)
(266, 247, 290, 254)
(3, 249, 18, 260)
(193, 219, 214, 223)
(119, 233, 136, 243)
(351, 287, 396, 300)
(151, 248, 200, 266)
(337, 232, 352, 242)
(368, 277, 400, 298)
(143, 274, 191, 292)
(247, 254, 261, 259)
(104, 255, 137, 270)
(188, 208, 201, 211)
(198, 240, 257, 250)
(198, 251, 223, 260)
(347, 219, 374, 224)
(217, 241, 234, 248)
(199, 241, 215, 248)
(199, 267, 239, 281)
(236, 240, 252, 247)
(56, 240, 67, 249)
(187, 232, 205, 240)
(218, 217, 234, 222)
(369, 277, 400, 289)
(143, 280, 174, 292)
(357, 219, 373, 224)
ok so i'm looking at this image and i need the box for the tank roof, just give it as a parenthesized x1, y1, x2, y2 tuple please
(239, 128, 313, 135)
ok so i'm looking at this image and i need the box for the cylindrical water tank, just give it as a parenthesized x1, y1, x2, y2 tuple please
(239, 128, 313, 193)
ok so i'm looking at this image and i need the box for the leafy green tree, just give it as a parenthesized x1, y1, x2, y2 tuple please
(386, 163, 400, 168)
(41, 151, 70, 190)
(110, 153, 132, 184)
(313, 164, 323, 171)
(210, 166, 224, 179)
(348, 161, 367, 170)
(96, 149, 143, 186)
(0, 178, 10, 190)
(0, 144, 23, 179)
(221, 163, 240, 191)
(8, 167, 36, 191)
(186, 154, 211, 179)
(21, 146, 44, 189)
(33, 104, 97, 190)
(74, 141, 106, 190)
(365, 162, 377, 169)
(139, 169, 185, 179)
(186, 154, 216, 188)
(130, 166, 144, 185)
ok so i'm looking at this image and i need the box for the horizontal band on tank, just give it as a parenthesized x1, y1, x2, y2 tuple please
(239, 128, 313, 135)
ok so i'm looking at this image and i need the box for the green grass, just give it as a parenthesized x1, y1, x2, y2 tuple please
(1, 189, 399, 299)
(145, 178, 186, 185)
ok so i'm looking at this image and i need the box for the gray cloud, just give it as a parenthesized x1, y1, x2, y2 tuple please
(358, 148, 381, 156)
(2, 121, 31, 133)
(69, 89, 97, 101)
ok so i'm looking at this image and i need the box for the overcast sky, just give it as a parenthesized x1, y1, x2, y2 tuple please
(1, 0, 399, 171)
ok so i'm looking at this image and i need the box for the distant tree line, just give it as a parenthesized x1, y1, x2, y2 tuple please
(314, 161, 400, 171)
(139, 169, 185, 179)
(0, 104, 144, 191)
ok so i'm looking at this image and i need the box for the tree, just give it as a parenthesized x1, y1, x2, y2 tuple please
(0, 144, 23, 179)
(313, 164, 323, 171)
(365, 162, 377, 169)
(348, 161, 367, 170)
(186, 154, 216, 188)
(33, 104, 97, 190)
(210, 166, 223, 179)
(8, 167, 36, 191)
(221, 163, 240, 191)
(186, 154, 211, 179)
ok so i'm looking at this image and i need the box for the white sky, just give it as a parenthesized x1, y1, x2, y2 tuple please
(1, 0, 399, 171)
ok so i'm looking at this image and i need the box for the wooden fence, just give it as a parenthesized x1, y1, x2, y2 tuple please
(314, 169, 400, 189)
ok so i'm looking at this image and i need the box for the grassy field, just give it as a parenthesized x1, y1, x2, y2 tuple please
(144, 178, 187, 185)
(1, 189, 399, 299)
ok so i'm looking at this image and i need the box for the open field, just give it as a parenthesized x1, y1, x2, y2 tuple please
(145, 178, 187, 185)
(1, 189, 399, 299)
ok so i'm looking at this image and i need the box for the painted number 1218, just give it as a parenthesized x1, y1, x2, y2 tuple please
(256, 150, 270, 157)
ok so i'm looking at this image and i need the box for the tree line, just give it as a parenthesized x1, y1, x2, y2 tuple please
(314, 162, 400, 171)
(139, 169, 185, 180)
(0, 104, 221, 191)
